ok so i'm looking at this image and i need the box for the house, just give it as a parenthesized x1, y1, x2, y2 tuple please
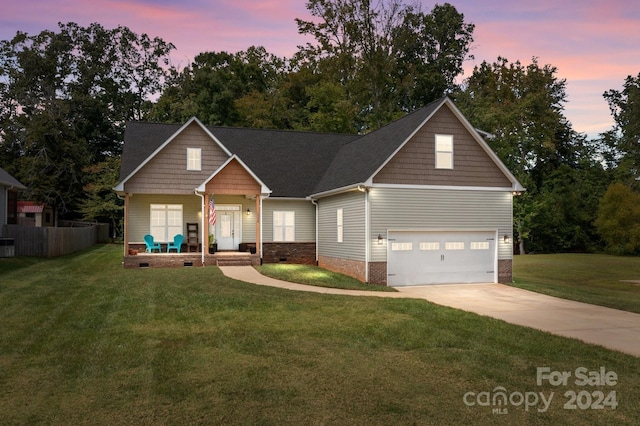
(0, 166, 26, 236)
(17, 201, 55, 227)
(115, 97, 524, 285)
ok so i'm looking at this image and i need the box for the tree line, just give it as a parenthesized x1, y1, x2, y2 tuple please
(0, 0, 638, 254)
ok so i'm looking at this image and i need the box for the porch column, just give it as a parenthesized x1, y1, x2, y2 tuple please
(255, 196, 261, 257)
(124, 194, 130, 256)
(204, 193, 210, 254)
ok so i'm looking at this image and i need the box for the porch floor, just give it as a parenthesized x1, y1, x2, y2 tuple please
(123, 251, 260, 268)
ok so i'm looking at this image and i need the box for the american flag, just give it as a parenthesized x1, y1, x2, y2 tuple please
(209, 198, 216, 225)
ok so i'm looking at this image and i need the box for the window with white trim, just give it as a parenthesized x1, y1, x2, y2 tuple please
(187, 148, 201, 171)
(273, 211, 295, 242)
(337, 208, 343, 243)
(435, 134, 453, 169)
(150, 204, 183, 242)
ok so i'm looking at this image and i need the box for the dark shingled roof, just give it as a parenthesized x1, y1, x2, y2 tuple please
(119, 97, 455, 198)
(207, 127, 358, 198)
(312, 98, 443, 194)
(120, 122, 359, 198)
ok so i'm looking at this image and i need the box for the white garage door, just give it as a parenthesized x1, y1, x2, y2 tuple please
(387, 231, 496, 286)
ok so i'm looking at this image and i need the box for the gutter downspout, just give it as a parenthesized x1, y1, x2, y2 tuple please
(310, 198, 319, 265)
(195, 189, 206, 266)
(358, 185, 370, 283)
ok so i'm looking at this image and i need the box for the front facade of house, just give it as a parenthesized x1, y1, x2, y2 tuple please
(115, 97, 524, 286)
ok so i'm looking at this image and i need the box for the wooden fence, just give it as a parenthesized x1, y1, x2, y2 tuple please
(2, 223, 110, 257)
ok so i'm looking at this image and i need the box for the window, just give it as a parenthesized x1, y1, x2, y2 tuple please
(445, 242, 465, 250)
(419, 242, 440, 251)
(150, 204, 183, 242)
(187, 148, 201, 171)
(391, 242, 413, 251)
(470, 241, 490, 250)
(273, 211, 295, 242)
(336, 208, 343, 243)
(435, 134, 453, 169)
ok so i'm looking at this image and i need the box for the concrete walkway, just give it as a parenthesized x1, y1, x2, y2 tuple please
(219, 266, 640, 357)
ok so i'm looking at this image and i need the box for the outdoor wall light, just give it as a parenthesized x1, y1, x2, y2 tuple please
(246, 208, 251, 216)
(377, 234, 383, 245)
(504, 234, 511, 244)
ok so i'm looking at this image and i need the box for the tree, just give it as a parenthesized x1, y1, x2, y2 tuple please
(80, 156, 123, 239)
(296, 0, 474, 131)
(150, 47, 287, 126)
(453, 57, 607, 253)
(602, 72, 640, 186)
(595, 183, 640, 254)
(0, 23, 175, 217)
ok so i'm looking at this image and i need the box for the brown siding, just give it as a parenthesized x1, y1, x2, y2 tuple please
(373, 104, 512, 187)
(205, 158, 261, 195)
(124, 122, 230, 194)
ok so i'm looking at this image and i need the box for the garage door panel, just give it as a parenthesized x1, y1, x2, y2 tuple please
(388, 231, 496, 286)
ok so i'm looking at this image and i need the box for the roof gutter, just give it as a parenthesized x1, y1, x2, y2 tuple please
(309, 183, 363, 199)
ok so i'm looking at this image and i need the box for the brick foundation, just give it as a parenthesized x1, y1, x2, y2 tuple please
(318, 255, 367, 282)
(498, 259, 513, 283)
(262, 242, 316, 265)
(368, 262, 387, 285)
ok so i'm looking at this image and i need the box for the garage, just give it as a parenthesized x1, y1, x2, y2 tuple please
(387, 231, 497, 286)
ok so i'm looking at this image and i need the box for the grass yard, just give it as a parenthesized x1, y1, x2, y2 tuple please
(1, 245, 639, 425)
(513, 253, 640, 314)
(255, 263, 397, 292)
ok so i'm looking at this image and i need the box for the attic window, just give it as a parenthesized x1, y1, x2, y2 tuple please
(187, 148, 201, 171)
(435, 134, 453, 169)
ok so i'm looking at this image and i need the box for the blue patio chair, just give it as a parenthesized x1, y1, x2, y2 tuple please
(144, 234, 162, 253)
(167, 234, 184, 253)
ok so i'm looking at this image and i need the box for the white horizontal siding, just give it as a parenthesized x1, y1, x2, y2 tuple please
(318, 191, 366, 261)
(262, 199, 315, 242)
(369, 187, 513, 262)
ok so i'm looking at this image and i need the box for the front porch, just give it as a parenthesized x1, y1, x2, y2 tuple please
(123, 250, 260, 268)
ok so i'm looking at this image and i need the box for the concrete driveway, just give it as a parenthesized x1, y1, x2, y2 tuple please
(395, 283, 640, 357)
(220, 266, 640, 357)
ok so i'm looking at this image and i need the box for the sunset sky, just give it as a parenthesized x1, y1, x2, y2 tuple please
(1, 0, 638, 138)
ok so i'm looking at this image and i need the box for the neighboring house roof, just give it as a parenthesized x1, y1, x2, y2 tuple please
(0, 166, 26, 190)
(118, 96, 524, 198)
(17, 202, 45, 214)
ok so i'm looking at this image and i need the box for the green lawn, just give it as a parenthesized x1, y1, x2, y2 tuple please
(513, 253, 640, 314)
(1, 245, 638, 425)
(255, 263, 397, 291)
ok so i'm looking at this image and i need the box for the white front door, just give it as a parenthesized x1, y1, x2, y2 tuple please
(215, 206, 241, 250)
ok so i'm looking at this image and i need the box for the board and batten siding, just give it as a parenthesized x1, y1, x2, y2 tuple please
(262, 199, 315, 243)
(128, 194, 201, 242)
(369, 187, 513, 262)
(124, 122, 230, 194)
(318, 191, 366, 261)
